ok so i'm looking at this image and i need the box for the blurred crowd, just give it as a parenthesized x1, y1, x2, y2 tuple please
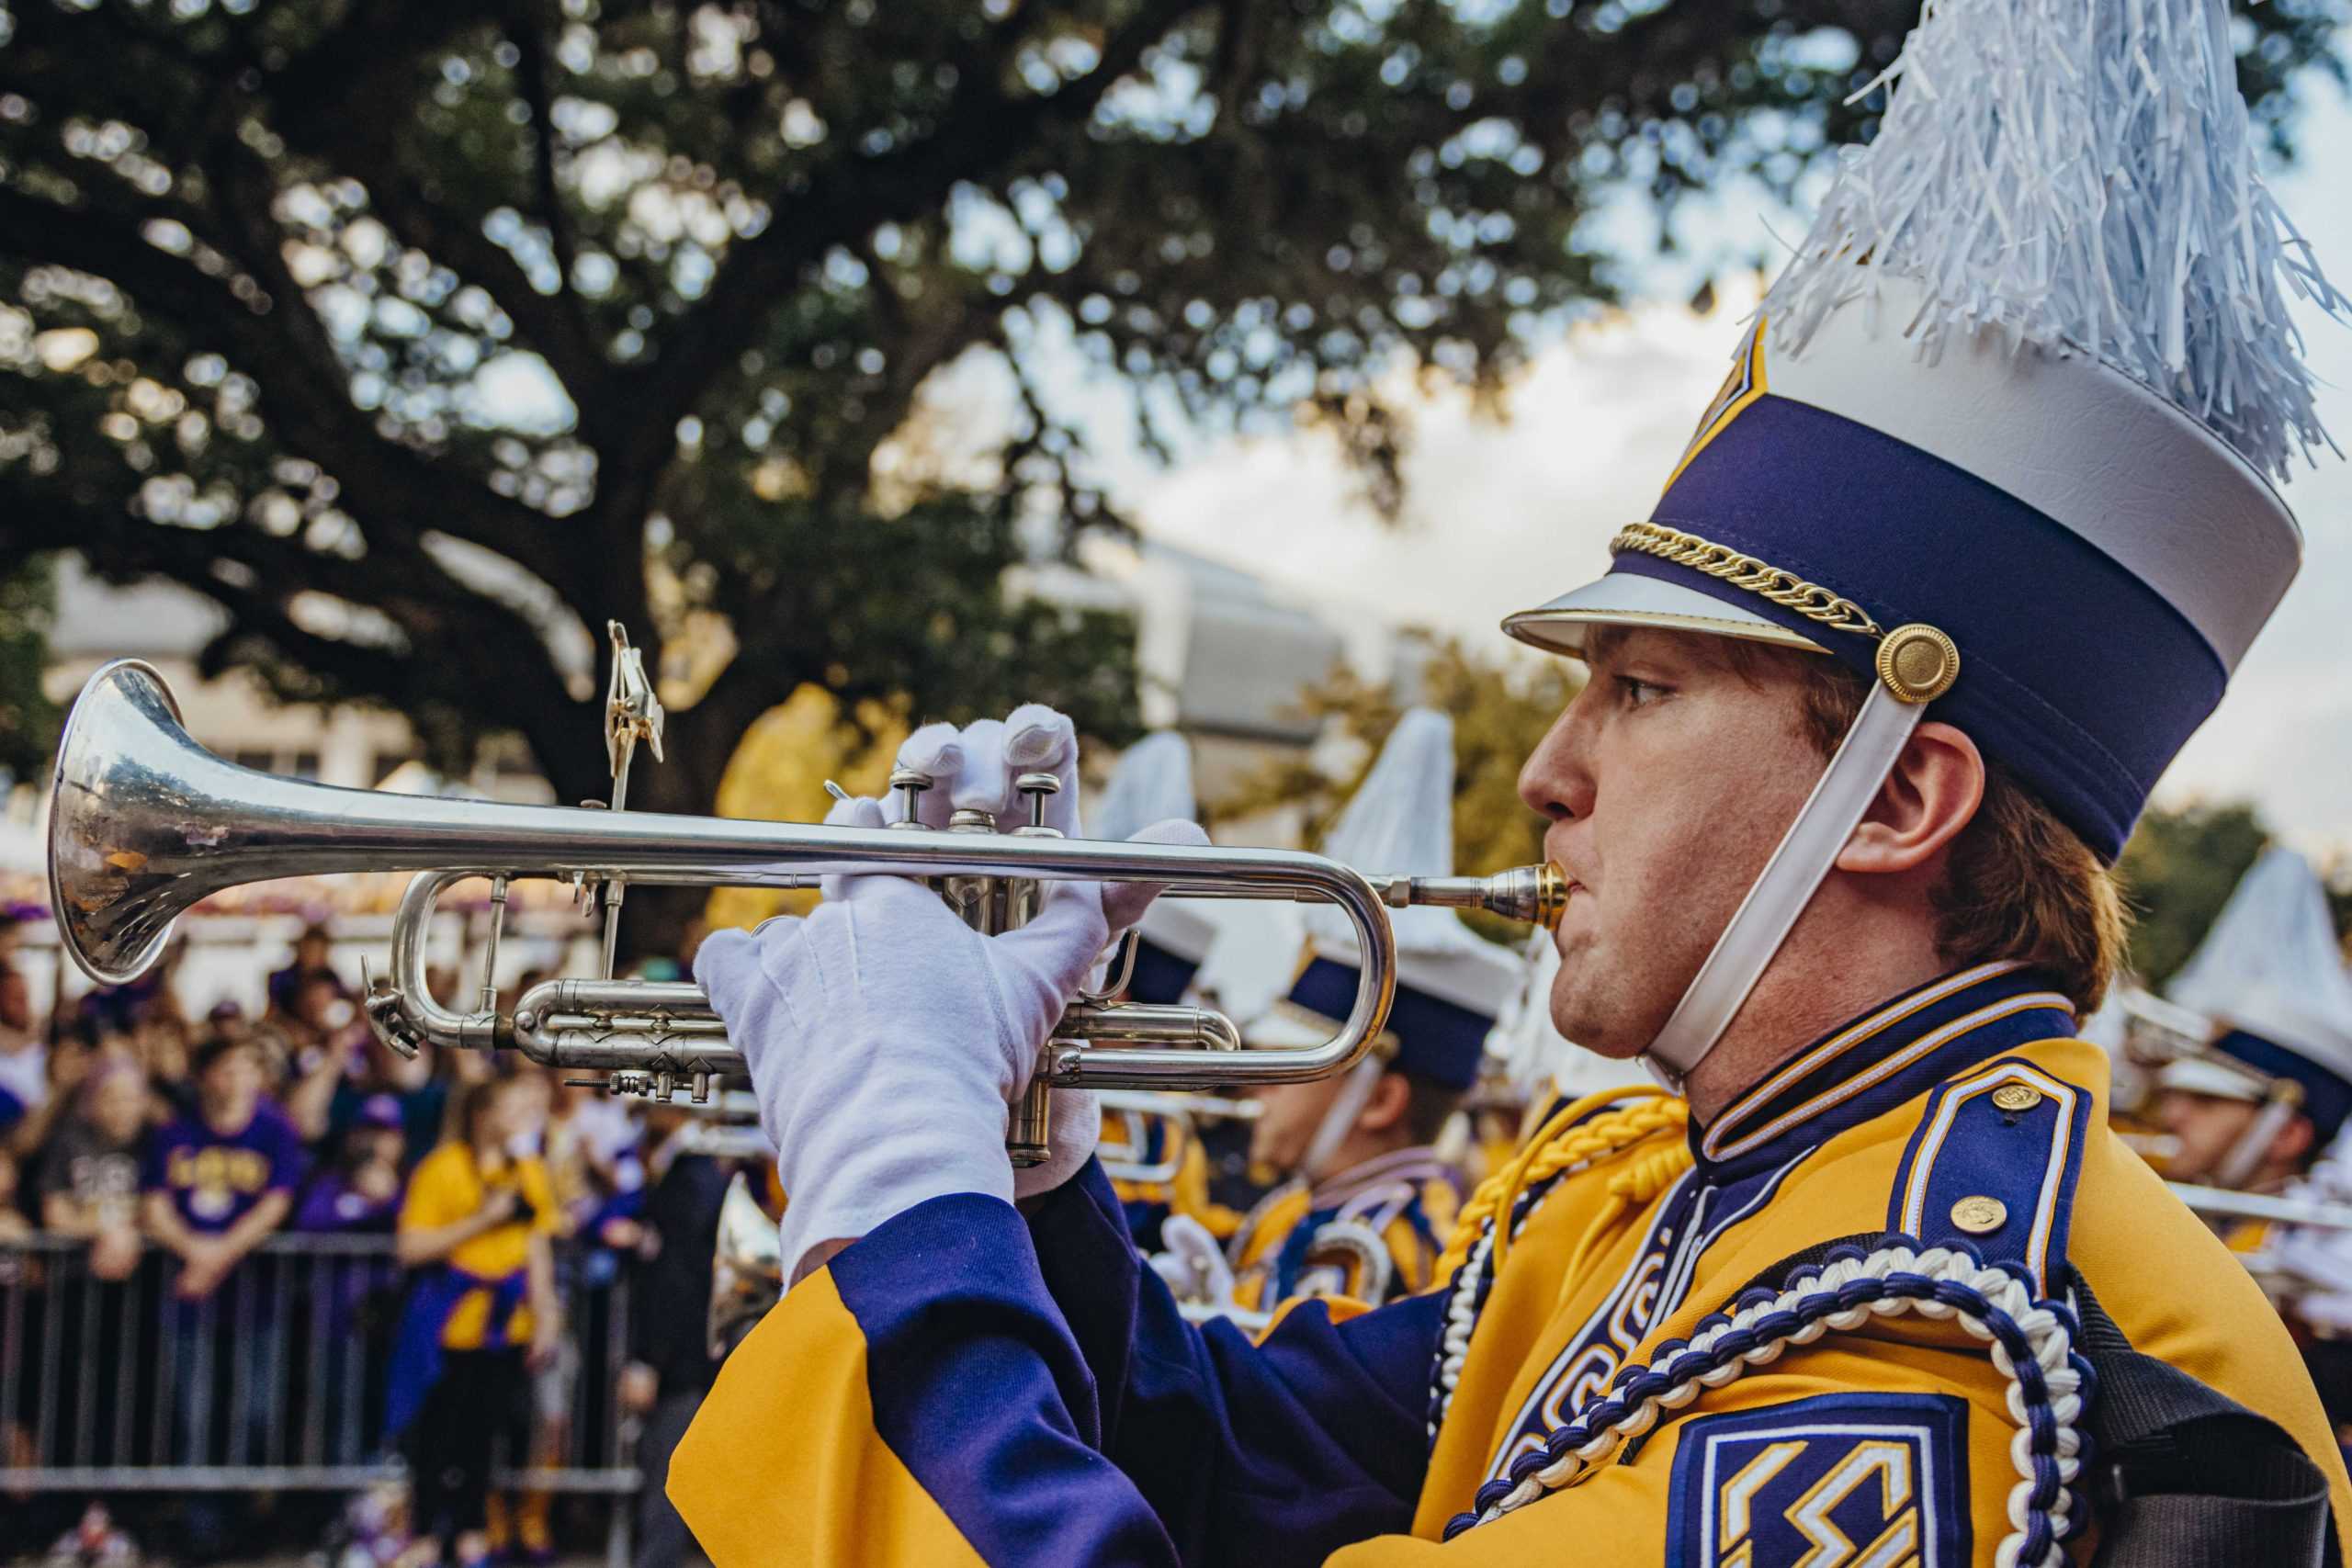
(0, 911, 736, 1568)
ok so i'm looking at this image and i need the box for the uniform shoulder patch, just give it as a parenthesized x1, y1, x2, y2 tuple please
(1889, 1055, 2092, 1293)
(1664, 1392, 1970, 1568)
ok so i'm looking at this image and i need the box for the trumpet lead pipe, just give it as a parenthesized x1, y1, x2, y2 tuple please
(1163, 862, 1568, 930)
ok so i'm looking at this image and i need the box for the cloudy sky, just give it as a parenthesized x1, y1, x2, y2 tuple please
(1084, 87, 2352, 860)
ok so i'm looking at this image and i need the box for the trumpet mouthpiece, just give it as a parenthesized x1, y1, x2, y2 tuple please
(1385, 863, 1568, 929)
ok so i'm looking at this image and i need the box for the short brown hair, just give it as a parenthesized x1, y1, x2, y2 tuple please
(1727, 641, 2129, 1016)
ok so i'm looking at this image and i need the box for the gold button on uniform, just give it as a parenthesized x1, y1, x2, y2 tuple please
(1991, 1084, 2043, 1112)
(1951, 1195, 2008, 1235)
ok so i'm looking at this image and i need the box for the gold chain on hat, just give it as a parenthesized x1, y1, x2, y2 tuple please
(1610, 522, 1883, 639)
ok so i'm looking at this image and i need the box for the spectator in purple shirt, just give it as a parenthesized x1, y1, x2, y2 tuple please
(295, 1094, 407, 1235)
(141, 1033, 303, 1300)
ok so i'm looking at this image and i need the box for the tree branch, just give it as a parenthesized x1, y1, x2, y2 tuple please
(604, 0, 1204, 485)
(202, 153, 594, 599)
(254, 2, 613, 420)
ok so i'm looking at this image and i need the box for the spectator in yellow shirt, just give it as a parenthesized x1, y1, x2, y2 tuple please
(391, 1073, 560, 1568)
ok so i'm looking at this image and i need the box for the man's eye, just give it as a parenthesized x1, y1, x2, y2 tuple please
(1616, 676, 1669, 707)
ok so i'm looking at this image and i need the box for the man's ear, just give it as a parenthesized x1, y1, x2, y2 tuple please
(1357, 1070, 1413, 1134)
(1837, 720, 1984, 876)
(2270, 1112, 2317, 1170)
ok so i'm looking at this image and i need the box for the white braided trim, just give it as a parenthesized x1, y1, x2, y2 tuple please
(1430, 1224, 1496, 1435)
(1468, 1244, 2084, 1568)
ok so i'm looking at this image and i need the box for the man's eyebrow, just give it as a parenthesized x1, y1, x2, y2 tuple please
(1581, 627, 1627, 671)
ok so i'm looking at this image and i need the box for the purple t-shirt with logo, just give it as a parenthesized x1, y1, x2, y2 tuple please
(141, 1100, 306, 1233)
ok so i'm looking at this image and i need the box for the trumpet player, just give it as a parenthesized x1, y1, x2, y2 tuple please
(1225, 711, 1518, 1312)
(669, 1, 2352, 1559)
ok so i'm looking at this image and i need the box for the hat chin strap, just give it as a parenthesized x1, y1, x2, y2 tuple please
(2214, 1087, 2303, 1192)
(1300, 1052, 1390, 1185)
(1644, 679, 1927, 1091)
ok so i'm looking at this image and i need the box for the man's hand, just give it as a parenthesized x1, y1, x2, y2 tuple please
(695, 707, 1205, 1281)
(88, 1224, 141, 1282)
(173, 1236, 231, 1300)
(528, 1313, 564, 1373)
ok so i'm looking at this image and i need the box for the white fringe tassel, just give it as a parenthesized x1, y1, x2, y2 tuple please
(1761, 0, 2346, 481)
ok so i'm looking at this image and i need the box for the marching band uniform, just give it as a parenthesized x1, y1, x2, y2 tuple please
(678, 970, 2346, 1566)
(1225, 1142, 1461, 1310)
(674, 0, 2352, 1561)
(2157, 846, 2352, 1206)
(1221, 712, 1515, 1312)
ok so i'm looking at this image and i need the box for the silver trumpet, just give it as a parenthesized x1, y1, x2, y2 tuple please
(47, 660, 1566, 1165)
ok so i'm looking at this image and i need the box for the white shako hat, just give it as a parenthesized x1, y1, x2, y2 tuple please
(1091, 731, 1218, 1006)
(1498, 0, 2342, 1089)
(2160, 847, 2352, 1142)
(1246, 709, 1521, 1092)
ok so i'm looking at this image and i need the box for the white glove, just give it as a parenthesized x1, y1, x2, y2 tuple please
(695, 709, 1204, 1281)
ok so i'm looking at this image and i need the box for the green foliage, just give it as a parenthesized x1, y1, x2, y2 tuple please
(0, 553, 61, 785)
(1227, 636, 1578, 942)
(2116, 800, 2273, 988)
(0, 0, 2335, 820)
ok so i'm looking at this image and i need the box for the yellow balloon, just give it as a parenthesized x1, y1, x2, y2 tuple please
(702, 686, 908, 931)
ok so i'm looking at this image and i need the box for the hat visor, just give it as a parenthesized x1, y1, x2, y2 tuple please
(1502, 570, 1827, 659)
(2156, 1055, 2269, 1103)
(1241, 1006, 1338, 1052)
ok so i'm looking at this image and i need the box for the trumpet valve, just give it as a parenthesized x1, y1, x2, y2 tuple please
(888, 766, 933, 827)
(1012, 771, 1062, 835)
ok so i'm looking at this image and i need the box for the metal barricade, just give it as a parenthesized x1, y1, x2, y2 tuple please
(0, 1232, 641, 1565)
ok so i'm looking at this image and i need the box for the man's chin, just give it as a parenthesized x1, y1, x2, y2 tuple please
(1543, 964, 1656, 1062)
(1544, 984, 1648, 1061)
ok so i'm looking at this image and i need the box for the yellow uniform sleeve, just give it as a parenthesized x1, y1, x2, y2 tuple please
(670, 1266, 989, 1568)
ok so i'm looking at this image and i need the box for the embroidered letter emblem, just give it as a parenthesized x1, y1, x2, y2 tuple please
(1665, 1394, 1968, 1567)
(1663, 316, 1768, 492)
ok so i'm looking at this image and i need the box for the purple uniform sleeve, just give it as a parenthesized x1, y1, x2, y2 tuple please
(823, 1159, 1443, 1567)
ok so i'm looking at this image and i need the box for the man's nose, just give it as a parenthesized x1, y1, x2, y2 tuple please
(1518, 689, 1598, 822)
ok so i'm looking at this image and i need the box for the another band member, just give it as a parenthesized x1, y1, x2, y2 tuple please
(2154, 846, 2352, 1201)
(1224, 711, 1515, 1311)
(673, 2, 2352, 1560)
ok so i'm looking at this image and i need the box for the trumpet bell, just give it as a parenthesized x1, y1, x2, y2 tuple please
(48, 660, 247, 986)
(709, 1171, 785, 1360)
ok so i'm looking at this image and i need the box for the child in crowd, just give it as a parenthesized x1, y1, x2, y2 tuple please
(391, 1073, 560, 1568)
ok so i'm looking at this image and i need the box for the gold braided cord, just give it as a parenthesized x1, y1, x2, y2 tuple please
(1435, 1087, 1690, 1281)
(1555, 1139, 1697, 1313)
(1611, 523, 1883, 639)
